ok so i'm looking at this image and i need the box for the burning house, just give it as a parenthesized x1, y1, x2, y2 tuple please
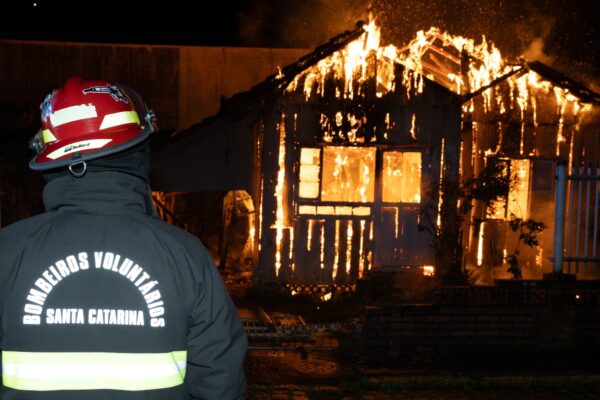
(151, 21, 600, 287)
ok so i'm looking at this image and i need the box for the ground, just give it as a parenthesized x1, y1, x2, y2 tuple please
(219, 260, 600, 399)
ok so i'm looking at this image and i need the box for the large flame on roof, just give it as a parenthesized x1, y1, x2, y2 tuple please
(285, 21, 591, 121)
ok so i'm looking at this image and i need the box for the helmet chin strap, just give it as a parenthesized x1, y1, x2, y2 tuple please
(68, 160, 87, 178)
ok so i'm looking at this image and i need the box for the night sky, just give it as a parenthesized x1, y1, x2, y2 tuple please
(2, 0, 598, 86)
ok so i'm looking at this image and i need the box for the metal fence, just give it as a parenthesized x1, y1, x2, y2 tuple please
(553, 161, 600, 274)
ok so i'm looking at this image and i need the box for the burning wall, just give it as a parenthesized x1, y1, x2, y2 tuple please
(255, 22, 460, 286)
(256, 21, 598, 285)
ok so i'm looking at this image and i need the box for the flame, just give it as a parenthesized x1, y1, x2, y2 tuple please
(410, 113, 417, 141)
(287, 20, 396, 100)
(422, 265, 435, 277)
(273, 114, 289, 277)
(359, 220, 366, 279)
(477, 221, 485, 267)
(346, 223, 353, 274)
(284, 20, 590, 129)
(320, 224, 325, 270)
(333, 220, 340, 279)
(307, 219, 313, 251)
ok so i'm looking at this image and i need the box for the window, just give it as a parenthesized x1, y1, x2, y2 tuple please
(382, 151, 422, 203)
(321, 146, 376, 202)
(487, 158, 531, 219)
(298, 148, 321, 199)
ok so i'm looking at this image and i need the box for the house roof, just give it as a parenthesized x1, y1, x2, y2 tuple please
(167, 22, 599, 143)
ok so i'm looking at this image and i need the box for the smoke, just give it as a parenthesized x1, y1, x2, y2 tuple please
(238, 0, 368, 48)
(521, 38, 554, 65)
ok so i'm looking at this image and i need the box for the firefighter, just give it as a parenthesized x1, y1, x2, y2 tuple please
(0, 76, 247, 399)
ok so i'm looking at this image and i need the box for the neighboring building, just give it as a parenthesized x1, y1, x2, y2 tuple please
(0, 39, 306, 226)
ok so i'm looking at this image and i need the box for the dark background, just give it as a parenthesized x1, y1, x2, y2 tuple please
(0, 0, 598, 226)
(2, 0, 598, 85)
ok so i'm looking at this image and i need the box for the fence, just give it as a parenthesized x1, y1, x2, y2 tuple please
(553, 161, 600, 274)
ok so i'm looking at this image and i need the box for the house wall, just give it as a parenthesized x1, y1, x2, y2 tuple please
(256, 76, 462, 286)
(463, 80, 600, 283)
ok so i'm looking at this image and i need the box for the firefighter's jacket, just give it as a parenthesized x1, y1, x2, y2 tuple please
(0, 171, 247, 399)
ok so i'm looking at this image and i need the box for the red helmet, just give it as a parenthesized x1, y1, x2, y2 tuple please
(29, 75, 157, 171)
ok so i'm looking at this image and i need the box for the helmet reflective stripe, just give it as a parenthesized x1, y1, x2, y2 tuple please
(46, 139, 113, 160)
(2, 350, 186, 391)
(42, 129, 57, 144)
(99, 110, 140, 130)
(49, 104, 97, 127)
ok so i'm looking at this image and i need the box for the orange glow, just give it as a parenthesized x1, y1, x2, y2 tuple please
(320, 224, 325, 270)
(299, 148, 321, 199)
(359, 220, 366, 278)
(422, 265, 435, 277)
(287, 20, 396, 100)
(273, 115, 289, 277)
(487, 159, 530, 220)
(507, 159, 531, 219)
(285, 20, 590, 126)
(382, 152, 422, 203)
(410, 113, 417, 141)
(333, 220, 340, 279)
(346, 223, 353, 274)
(477, 222, 485, 267)
(298, 205, 371, 216)
(307, 219, 313, 251)
(321, 147, 376, 202)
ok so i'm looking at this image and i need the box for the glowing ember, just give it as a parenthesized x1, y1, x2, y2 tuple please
(422, 265, 435, 277)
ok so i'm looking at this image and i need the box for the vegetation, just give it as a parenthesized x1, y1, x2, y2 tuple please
(505, 214, 547, 279)
(418, 157, 548, 283)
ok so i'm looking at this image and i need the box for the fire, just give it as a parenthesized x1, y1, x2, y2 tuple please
(346, 223, 353, 274)
(287, 20, 397, 100)
(273, 114, 290, 277)
(286, 20, 590, 134)
(422, 265, 435, 277)
(359, 220, 366, 278)
(477, 221, 485, 267)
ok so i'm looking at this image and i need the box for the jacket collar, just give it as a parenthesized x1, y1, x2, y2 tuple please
(43, 171, 156, 216)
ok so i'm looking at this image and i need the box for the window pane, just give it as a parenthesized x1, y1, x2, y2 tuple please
(382, 152, 422, 203)
(299, 148, 321, 199)
(507, 159, 530, 219)
(299, 182, 319, 198)
(321, 146, 376, 202)
(487, 158, 531, 220)
(299, 164, 320, 182)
